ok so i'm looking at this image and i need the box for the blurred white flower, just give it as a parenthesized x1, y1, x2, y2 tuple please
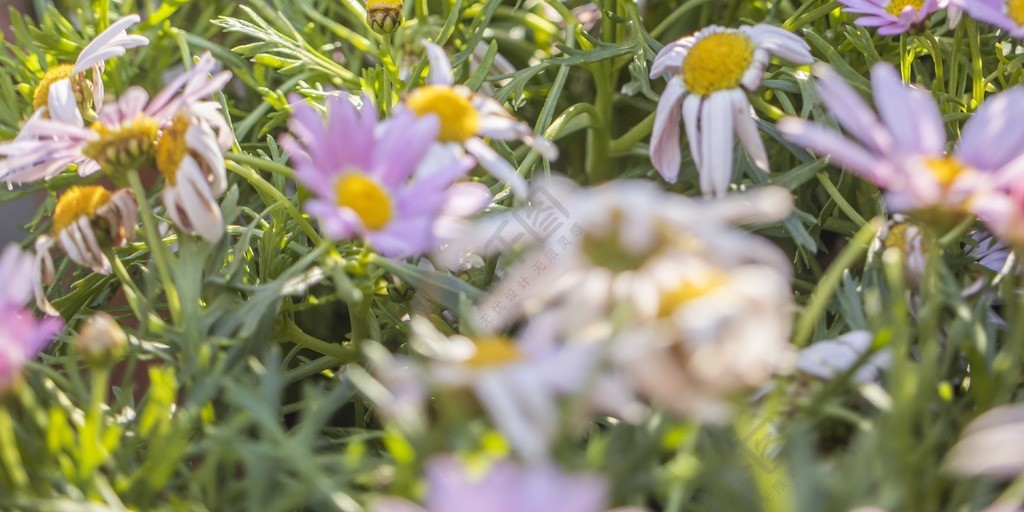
(796, 331, 891, 384)
(944, 403, 1024, 478)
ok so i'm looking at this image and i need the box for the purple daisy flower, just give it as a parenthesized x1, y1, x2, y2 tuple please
(0, 244, 63, 396)
(282, 95, 488, 258)
(837, 0, 942, 35)
(951, 0, 1024, 38)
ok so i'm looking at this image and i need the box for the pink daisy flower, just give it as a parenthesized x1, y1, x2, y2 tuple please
(837, 0, 943, 35)
(0, 245, 63, 396)
(950, 0, 1024, 37)
(282, 94, 490, 258)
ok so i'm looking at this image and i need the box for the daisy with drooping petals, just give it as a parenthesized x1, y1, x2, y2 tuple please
(30, 14, 148, 127)
(837, 0, 942, 35)
(779, 63, 1024, 222)
(0, 52, 231, 185)
(948, 0, 1024, 37)
(282, 94, 489, 258)
(0, 244, 63, 396)
(399, 41, 558, 198)
(373, 455, 646, 512)
(37, 186, 138, 275)
(649, 24, 812, 197)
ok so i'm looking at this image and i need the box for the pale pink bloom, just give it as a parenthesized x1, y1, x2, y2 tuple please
(399, 41, 558, 198)
(950, 0, 1024, 37)
(282, 94, 489, 258)
(37, 14, 148, 126)
(837, 0, 942, 35)
(796, 331, 891, 383)
(0, 245, 63, 395)
(649, 24, 812, 196)
(944, 403, 1024, 478)
(780, 63, 1024, 215)
(373, 455, 645, 512)
(0, 53, 230, 184)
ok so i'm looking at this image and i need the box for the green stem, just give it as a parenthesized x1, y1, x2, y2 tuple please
(103, 247, 166, 333)
(225, 152, 295, 180)
(587, 68, 614, 183)
(80, 366, 111, 480)
(126, 170, 182, 326)
(967, 20, 985, 107)
(225, 160, 322, 245)
(793, 217, 884, 347)
(609, 111, 655, 154)
(280, 320, 357, 362)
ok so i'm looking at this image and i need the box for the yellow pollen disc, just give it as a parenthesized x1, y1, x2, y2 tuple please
(155, 116, 191, 185)
(1008, 0, 1024, 25)
(465, 337, 522, 369)
(32, 64, 75, 112)
(924, 156, 967, 186)
(405, 86, 480, 143)
(53, 185, 112, 234)
(658, 272, 728, 316)
(682, 32, 755, 96)
(885, 0, 924, 16)
(366, 0, 402, 8)
(884, 223, 915, 252)
(334, 173, 394, 230)
(84, 116, 160, 165)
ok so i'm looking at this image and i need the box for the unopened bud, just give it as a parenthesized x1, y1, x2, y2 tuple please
(76, 313, 127, 365)
(366, 0, 403, 35)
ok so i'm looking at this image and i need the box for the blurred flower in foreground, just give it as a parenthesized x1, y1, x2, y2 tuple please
(282, 94, 489, 258)
(0, 245, 63, 396)
(39, 185, 138, 274)
(949, 0, 1024, 38)
(0, 53, 230, 184)
(970, 179, 1024, 247)
(373, 455, 645, 512)
(440, 178, 794, 335)
(370, 318, 618, 462)
(401, 41, 558, 197)
(649, 24, 812, 197)
(796, 331, 891, 384)
(836, 0, 942, 35)
(30, 14, 148, 127)
(780, 63, 1024, 224)
(944, 403, 1024, 478)
(366, 0, 404, 35)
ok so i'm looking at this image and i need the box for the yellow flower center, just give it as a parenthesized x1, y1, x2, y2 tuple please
(334, 173, 394, 230)
(682, 32, 755, 96)
(155, 116, 191, 185)
(405, 86, 479, 143)
(924, 156, 967, 187)
(367, 0, 402, 8)
(53, 185, 112, 234)
(658, 272, 728, 316)
(32, 64, 75, 112)
(1008, 0, 1024, 25)
(885, 0, 924, 16)
(83, 116, 160, 169)
(465, 337, 522, 369)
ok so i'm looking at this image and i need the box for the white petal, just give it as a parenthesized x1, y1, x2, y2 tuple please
(464, 137, 528, 198)
(699, 92, 736, 197)
(422, 40, 455, 86)
(651, 77, 686, 182)
(46, 80, 84, 127)
(733, 100, 768, 172)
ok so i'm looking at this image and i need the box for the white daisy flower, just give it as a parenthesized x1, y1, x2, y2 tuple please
(796, 331, 891, 384)
(649, 24, 812, 197)
(32, 14, 148, 127)
(371, 317, 609, 462)
(438, 177, 794, 336)
(42, 185, 138, 275)
(400, 41, 558, 197)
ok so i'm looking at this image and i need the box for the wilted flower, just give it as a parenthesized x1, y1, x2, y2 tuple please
(401, 41, 558, 197)
(0, 53, 229, 185)
(366, 0, 404, 34)
(649, 24, 812, 196)
(796, 331, 891, 383)
(0, 245, 63, 396)
(30, 14, 148, 126)
(43, 185, 138, 274)
(780, 63, 1024, 223)
(944, 403, 1024, 478)
(282, 94, 489, 258)
(373, 455, 644, 512)
(949, 0, 1024, 37)
(837, 0, 942, 35)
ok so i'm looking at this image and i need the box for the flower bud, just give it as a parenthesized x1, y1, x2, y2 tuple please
(366, 0, 404, 35)
(76, 312, 128, 365)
